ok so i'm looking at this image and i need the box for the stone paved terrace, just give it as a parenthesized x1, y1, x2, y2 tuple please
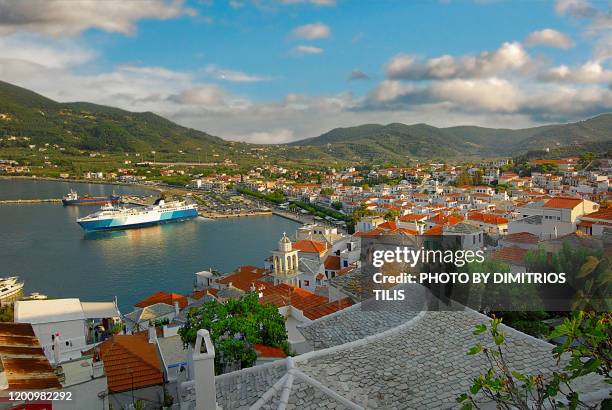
(298, 283, 428, 350)
(295, 309, 556, 409)
(213, 286, 585, 409)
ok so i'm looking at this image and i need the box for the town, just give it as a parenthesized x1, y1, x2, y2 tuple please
(0, 151, 609, 409)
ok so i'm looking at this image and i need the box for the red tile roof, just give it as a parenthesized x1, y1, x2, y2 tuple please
(503, 232, 539, 244)
(430, 214, 463, 225)
(424, 226, 443, 236)
(543, 197, 583, 209)
(293, 240, 328, 254)
(378, 220, 398, 230)
(583, 208, 612, 221)
(302, 297, 354, 320)
(217, 265, 267, 292)
(98, 332, 163, 393)
(323, 255, 341, 270)
(135, 291, 188, 310)
(190, 288, 219, 300)
(260, 284, 328, 312)
(468, 212, 508, 225)
(254, 344, 287, 358)
(492, 246, 528, 266)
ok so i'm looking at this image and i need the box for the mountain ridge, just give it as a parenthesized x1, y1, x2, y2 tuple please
(0, 80, 610, 162)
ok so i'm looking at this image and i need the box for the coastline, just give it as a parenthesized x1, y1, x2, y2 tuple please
(0, 175, 163, 193)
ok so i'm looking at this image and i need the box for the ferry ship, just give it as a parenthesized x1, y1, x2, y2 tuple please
(76, 199, 198, 231)
(62, 190, 121, 206)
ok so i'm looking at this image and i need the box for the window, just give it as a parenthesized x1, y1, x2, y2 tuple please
(304, 280, 309, 286)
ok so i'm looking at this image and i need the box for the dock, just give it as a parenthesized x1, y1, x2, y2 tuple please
(0, 198, 62, 204)
(199, 210, 273, 219)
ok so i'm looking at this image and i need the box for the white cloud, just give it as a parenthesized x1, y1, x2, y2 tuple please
(538, 61, 612, 83)
(524, 28, 574, 49)
(292, 45, 324, 55)
(204, 65, 271, 82)
(291, 23, 330, 39)
(386, 42, 531, 80)
(0, 33, 95, 68)
(235, 129, 295, 144)
(0, 0, 194, 37)
(594, 34, 612, 62)
(555, 0, 596, 17)
(168, 86, 229, 106)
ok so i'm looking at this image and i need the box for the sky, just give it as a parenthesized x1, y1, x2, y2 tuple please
(0, 0, 611, 144)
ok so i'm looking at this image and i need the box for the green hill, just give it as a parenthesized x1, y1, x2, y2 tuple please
(292, 115, 612, 159)
(0, 80, 227, 153)
(0, 80, 610, 164)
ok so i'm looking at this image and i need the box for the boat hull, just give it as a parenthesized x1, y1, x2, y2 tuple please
(63, 196, 121, 206)
(78, 208, 198, 231)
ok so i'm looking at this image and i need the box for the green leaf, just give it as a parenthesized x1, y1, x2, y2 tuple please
(576, 256, 600, 278)
(456, 393, 468, 403)
(473, 324, 487, 335)
(467, 344, 483, 355)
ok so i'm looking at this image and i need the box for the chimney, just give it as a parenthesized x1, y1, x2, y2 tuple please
(174, 301, 180, 317)
(193, 329, 217, 410)
(148, 325, 157, 344)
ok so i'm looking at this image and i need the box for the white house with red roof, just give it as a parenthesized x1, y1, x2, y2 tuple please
(577, 209, 612, 237)
(510, 197, 599, 239)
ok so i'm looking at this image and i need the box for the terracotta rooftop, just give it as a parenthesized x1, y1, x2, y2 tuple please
(216, 265, 267, 292)
(583, 208, 612, 221)
(424, 225, 443, 236)
(429, 213, 463, 226)
(492, 246, 528, 266)
(293, 240, 328, 254)
(503, 232, 539, 244)
(543, 197, 583, 209)
(302, 297, 354, 320)
(323, 255, 341, 270)
(468, 212, 509, 225)
(259, 284, 328, 312)
(190, 288, 219, 300)
(98, 332, 163, 393)
(254, 344, 287, 359)
(135, 291, 188, 310)
(0, 323, 61, 390)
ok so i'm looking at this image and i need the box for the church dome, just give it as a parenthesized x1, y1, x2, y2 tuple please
(278, 232, 292, 252)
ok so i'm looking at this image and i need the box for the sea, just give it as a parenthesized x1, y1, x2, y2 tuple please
(0, 179, 299, 313)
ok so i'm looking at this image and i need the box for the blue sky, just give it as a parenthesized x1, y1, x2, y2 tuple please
(0, 0, 610, 143)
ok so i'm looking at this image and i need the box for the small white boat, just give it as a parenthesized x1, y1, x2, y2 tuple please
(0, 276, 19, 286)
(0, 281, 24, 300)
(23, 292, 48, 301)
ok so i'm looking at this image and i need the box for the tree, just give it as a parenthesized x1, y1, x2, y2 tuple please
(525, 243, 611, 311)
(178, 293, 288, 374)
(320, 187, 334, 196)
(331, 201, 343, 210)
(384, 209, 399, 221)
(579, 152, 594, 168)
(457, 312, 611, 410)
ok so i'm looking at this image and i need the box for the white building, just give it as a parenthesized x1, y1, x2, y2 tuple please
(14, 298, 120, 364)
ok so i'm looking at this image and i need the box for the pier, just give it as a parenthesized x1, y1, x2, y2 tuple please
(199, 210, 273, 219)
(0, 198, 62, 204)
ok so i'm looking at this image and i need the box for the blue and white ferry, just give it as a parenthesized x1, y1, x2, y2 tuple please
(76, 199, 198, 231)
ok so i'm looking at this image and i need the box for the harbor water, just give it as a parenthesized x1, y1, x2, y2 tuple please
(0, 179, 299, 312)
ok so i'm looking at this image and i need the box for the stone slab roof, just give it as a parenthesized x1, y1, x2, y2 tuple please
(214, 285, 570, 409)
